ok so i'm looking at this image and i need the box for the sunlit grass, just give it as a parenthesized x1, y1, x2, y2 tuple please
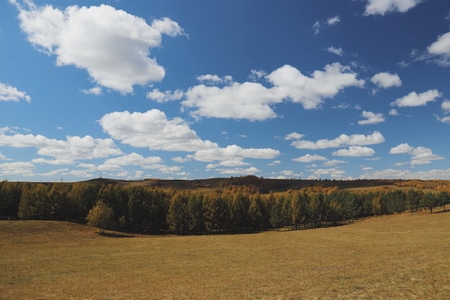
(1, 210, 450, 299)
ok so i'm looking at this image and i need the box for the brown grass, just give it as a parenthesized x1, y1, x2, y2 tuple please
(1, 210, 450, 299)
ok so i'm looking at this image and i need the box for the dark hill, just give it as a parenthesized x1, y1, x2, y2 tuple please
(80, 175, 400, 193)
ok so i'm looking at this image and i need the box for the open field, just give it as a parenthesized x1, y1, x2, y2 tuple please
(1, 211, 450, 299)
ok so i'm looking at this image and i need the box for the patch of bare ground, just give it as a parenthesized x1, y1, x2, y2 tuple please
(1, 210, 450, 299)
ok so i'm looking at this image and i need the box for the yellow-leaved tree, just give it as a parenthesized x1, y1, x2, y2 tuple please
(86, 201, 115, 233)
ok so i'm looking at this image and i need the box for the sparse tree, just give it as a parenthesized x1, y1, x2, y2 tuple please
(86, 201, 115, 233)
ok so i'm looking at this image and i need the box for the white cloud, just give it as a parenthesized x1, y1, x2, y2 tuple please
(100, 109, 217, 152)
(81, 87, 102, 96)
(313, 16, 340, 36)
(291, 131, 385, 150)
(327, 16, 341, 26)
(358, 111, 385, 125)
(441, 99, 450, 113)
(391, 89, 441, 107)
(99, 109, 280, 164)
(249, 70, 267, 81)
(364, 0, 422, 16)
(196, 74, 233, 85)
(371, 72, 402, 89)
(0, 161, 35, 177)
(0, 82, 31, 102)
(146, 89, 184, 103)
(326, 46, 344, 56)
(12, 1, 185, 94)
(0, 151, 8, 160)
(427, 32, 450, 66)
(389, 109, 399, 116)
(266, 63, 364, 109)
(312, 21, 321, 35)
(183, 81, 280, 121)
(323, 159, 346, 166)
(284, 132, 304, 140)
(360, 168, 450, 180)
(98, 153, 163, 171)
(292, 154, 328, 163)
(182, 63, 363, 121)
(308, 168, 345, 179)
(390, 143, 444, 165)
(0, 131, 122, 163)
(440, 116, 450, 124)
(217, 167, 260, 176)
(193, 145, 279, 163)
(332, 146, 375, 157)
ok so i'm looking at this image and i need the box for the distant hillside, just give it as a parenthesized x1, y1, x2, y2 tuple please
(81, 175, 402, 193)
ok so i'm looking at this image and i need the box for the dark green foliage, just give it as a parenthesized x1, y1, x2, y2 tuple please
(0, 181, 23, 218)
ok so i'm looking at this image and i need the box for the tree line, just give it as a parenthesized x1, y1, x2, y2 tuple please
(1, 181, 449, 234)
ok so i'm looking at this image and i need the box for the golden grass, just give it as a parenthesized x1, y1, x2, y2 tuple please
(1, 211, 450, 299)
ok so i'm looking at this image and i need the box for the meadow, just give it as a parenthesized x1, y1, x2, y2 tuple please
(1, 209, 450, 299)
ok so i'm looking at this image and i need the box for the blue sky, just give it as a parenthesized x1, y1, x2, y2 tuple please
(1, 0, 450, 181)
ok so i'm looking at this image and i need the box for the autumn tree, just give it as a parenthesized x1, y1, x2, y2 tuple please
(86, 201, 115, 233)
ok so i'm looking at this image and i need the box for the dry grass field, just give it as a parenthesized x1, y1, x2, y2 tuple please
(1, 210, 450, 299)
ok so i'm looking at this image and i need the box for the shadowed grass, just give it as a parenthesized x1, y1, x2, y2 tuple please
(1, 210, 450, 299)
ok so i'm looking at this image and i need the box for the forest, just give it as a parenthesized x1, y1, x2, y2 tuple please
(1, 178, 449, 235)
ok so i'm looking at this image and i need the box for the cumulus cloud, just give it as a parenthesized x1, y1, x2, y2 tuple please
(427, 31, 450, 66)
(183, 81, 280, 121)
(371, 72, 402, 89)
(440, 116, 450, 124)
(308, 168, 345, 179)
(196, 74, 233, 85)
(442, 100, 450, 113)
(99, 109, 279, 164)
(389, 109, 399, 116)
(99, 109, 217, 152)
(364, 0, 422, 16)
(181, 63, 363, 121)
(0, 82, 31, 102)
(217, 166, 261, 176)
(284, 132, 304, 140)
(358, 111, 385, 125)
(81, 87, 102, 96)
(98, 153, 163, 171)
(0, 129, 122, 164)
(146, 89, 184, 103)
(291, 131, 385, 150)
(332, 146, 375, 157)
(267, 63, 364, 109)
(12, 1, 185, 93)
(0, 161, 35, 177)
(390, 143, 444, 165)
(292, 154, 328, 163)
(391, 89, 441, 107)
(193, 145, 279, 163)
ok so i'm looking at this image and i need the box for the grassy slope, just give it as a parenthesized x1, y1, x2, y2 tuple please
(1, 211, 450, 299)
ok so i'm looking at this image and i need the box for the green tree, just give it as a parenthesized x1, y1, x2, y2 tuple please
(421, 192, 438, 213)
(86, 201, 115, 233)
(269, 194, 284, 229)
(406, 189, 422, 214)
(203, 193, 229, 233)
(291, 192, 306, 229)
(437, 191, 450, 212)
(166, 192, 190, 234)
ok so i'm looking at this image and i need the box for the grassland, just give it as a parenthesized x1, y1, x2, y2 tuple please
(1, 210, 450, 299)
